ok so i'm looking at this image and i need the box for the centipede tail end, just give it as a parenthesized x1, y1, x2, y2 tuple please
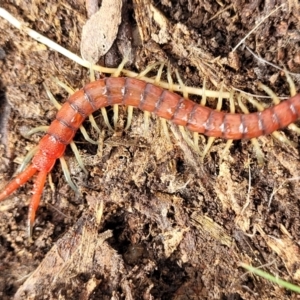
(27, 171, 48, 237)
(0, 165, 38, 202)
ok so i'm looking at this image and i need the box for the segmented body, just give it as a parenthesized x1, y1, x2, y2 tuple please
(1, 77, 300, 235)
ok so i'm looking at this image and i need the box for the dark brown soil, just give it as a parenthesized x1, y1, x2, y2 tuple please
(1, 1, 300, 299)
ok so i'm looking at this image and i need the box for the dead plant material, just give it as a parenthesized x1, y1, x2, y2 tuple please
(81, 0, 122, 63)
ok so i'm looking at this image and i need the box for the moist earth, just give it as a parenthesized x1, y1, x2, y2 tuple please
(0, 1, 300, 299)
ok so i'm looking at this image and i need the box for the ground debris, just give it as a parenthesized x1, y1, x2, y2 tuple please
(81, 0, 122, 63)
(13, 201, 125, 299)
(1, 1, 300, 299)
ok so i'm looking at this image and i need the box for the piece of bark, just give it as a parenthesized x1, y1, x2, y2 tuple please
(81, 0, 122, 63)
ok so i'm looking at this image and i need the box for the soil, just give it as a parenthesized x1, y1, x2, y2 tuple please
(0, 1, 300, 299)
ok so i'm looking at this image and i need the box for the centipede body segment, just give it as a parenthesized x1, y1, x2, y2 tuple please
(1, 77, 300, 235)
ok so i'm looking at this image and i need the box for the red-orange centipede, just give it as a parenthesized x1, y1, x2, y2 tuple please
(1, 76, 300, 235)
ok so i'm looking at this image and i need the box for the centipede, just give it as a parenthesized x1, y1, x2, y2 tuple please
(0, 76, 300, 235)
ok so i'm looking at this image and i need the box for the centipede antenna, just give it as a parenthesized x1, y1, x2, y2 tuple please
(23, 126, 49, 138)
(69, 141, 88, 175)
(284, 68, 297, 97)
(100, 107, 114, 131)
(43, 83, 62, 110)
(154, 63, 165, 84)
(17, 146, 39, 173)
(59, 157, 79, 194)
(79, 125, 99, 145)
(238, 94, 264, 165)
(52, 77, 75, 95)
(125, 106, 134, 130)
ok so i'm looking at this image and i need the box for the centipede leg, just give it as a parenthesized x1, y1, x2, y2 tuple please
(175, 70, 197, 151)
(28, 170, 47, 237)
(221, 90, 235, 160)
(51, 77, 75, 95)
(69, 141, 88, 174)
(111, 58, 130, 128)
(59, 157, 79, 193)
(202, 84, 225, 159)
(79, 125, 98, 144)
(159, 62, 172, 142)
(143, 111, 151, 133)
(136, 62, 161, 79)
(111, 57, 128, 78)
(17, 146, 39, 173)
(284, 68, 296, 97)
(160, 118, 171, 141)
(125, 105, 134, 130)
(100, 107, 114, 131)
(154, 63, 165, 84)
(142, 63, 165, 133)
